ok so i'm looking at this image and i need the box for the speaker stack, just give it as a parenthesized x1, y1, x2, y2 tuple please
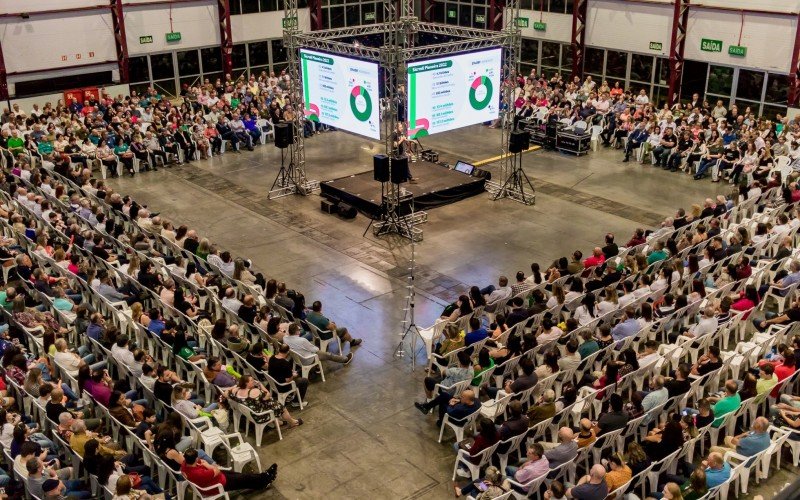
(509, 130, 530, 154)
(391, 155, 409, 184)
(373, 154, 390, 182)
(274, 123, 295, 149)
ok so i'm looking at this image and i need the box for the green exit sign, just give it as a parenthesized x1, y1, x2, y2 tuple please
(139, 35, 153, 44)
(475, 14, 485, 23)
(364, 11, 375, 21)
(533, 21, 546, 31)
(515, 17, 529, 28)
(701, 38, 722, 52)
(165, 32, 181, 42)
(282, 16, 298, 28)
(649, 41, 662, 51)
(447, 9, 457, 19)
(729, 45, 747, 57)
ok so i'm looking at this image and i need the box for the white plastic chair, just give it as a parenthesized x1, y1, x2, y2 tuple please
(438, 409, 480, 443)
(451, 441, 500, 480)
(230, 397, 282, 445)
(590, 125, 603, 151)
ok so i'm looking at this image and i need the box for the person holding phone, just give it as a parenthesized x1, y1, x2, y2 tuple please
(454, 465, 509, 498)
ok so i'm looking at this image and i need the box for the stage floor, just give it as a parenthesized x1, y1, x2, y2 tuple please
(319, 161, 486, 218)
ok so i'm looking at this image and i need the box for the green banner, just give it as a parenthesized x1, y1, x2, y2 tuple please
(728, 45, 747, 57)
(300, 52, 334, 65)
(409, 72, 416, 128)
(302, 58, 310, 111)
(407, 60, 453, 74)
(701, 38, 722, 52)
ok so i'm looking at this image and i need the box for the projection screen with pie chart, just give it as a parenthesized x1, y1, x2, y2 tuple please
(299, 48, 380, 140)
(406, 47, 502, 139)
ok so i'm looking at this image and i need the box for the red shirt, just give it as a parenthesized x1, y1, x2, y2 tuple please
(181, 462, 226, 491)
(584, 254, 606, 269)
(773, 363, 796, 397)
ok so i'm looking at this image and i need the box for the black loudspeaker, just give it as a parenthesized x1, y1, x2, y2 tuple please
(274, 123, 294, 148)
(509, 130, 530, 153)
(391, 155, 409, 184)
(338, 202, 357, 219)
(373, 154, 390, 182)
(321, 199, 338, 214)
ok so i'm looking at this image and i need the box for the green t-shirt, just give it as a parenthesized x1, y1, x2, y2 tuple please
(711, 393, 741, 427)
(647, 250, 668, 265)
(114, 143, 129, 155)
(578, 340, 600, 359)
(37, 142, 54, 155)
(230, 98, 240, 109)
(176, 346, 194, 360)
(471, 358, 495, 386)
(0, 292, 12, 310)
(7, 137, 23, 152)
(53, 298, 73, 311)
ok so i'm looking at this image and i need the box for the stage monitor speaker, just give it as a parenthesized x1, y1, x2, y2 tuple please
(274, 123, 294, 148)
(509, 130, 530, 153)
(391, 155, 409, 184)
(373, 154, 390, 182)
(321, 199, 338, 214)
(338, 202, 357, 219)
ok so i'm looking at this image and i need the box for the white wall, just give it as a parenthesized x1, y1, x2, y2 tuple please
(586, 0, 672, 57)
(0, 12, 118, 74)
(125, 1, 220, 55)
(0, 0, 102, 13)
(693, 0, 800, 14)
(230, 10, 310, 43)
(684, 10, 795, 73)
(513, 9, 572, 44)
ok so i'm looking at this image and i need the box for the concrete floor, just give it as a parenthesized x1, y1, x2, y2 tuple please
(106, 125, 793, 499)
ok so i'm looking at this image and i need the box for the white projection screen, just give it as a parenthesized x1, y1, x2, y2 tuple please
(406, 47, 502, 139)
(299, 49, 381, 140)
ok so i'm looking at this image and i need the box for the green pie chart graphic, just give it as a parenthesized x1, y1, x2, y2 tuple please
(469, 75, 493, 110)
(350, 86, 373, 122)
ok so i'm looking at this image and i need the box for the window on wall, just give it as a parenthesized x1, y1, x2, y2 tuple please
(229, 0, 283, 14)
(707, 65, 733, 96)
(129, 56, 149, 83)
(584, 47, 603, 77)
(521, 39, 538, 66)
(201, 48, 223, 77)
(249, 42, 269, 67)
(271, 40, 287, 64)
(605, 50, 627, 80)
(736, 69, 764, 102)
(320, 0, 382, 28)
(629, 54, 652, 84)
(150, 53, 174, 81)
(177, 50, 200, 77)
(231, 44, 247, 71)
(540, 41, 560, 70)
(765, 73, 789, 106)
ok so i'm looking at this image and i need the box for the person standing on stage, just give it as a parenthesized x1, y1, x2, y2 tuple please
(392, 122, 418, 183)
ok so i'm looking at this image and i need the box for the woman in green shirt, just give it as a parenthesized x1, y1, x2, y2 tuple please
(172, 329, 205, 363)
(471, 348, 495, 386)
(114, 140, 135, 177)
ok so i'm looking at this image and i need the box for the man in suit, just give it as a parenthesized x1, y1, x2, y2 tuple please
(216, 117, 240, 152)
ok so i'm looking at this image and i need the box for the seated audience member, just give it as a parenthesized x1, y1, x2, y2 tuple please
(305, 300, 362, 347)
(283, 322, 353, 366)
(181, 448, 276, 492)
(566, 464, 608, 500)
(710, 416, 770, 457)
(507, 443, 549, 493)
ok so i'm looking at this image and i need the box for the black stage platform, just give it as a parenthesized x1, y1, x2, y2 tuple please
(320, 161, 486, 218)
